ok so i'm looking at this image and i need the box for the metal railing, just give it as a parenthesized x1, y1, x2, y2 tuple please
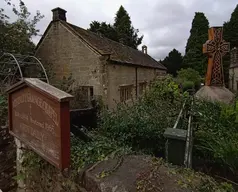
(184, 100, 194, 168)
(164, 95, 194, 168)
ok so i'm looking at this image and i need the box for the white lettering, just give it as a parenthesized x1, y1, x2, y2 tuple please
(13, 92, 58, 126)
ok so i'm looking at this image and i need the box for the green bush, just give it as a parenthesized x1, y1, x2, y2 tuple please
(182, 81, 194, 92)
(99, 77, 186, 155)
(193, 100, 238, 174)
(177, 68, 201, 90)
(71, 132, 131, 170)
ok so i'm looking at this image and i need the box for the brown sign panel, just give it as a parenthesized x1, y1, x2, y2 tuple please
(7, 78, 73, 170)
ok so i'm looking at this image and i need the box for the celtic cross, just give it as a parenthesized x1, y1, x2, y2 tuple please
(203, 27, 230, 86)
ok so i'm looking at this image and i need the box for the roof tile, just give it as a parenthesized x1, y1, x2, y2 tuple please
(64, 22, 166, 70)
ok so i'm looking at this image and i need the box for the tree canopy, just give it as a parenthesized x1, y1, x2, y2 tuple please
(88, 5, 143, 49)
(223, 4, 238, 86)
(89, 21, 118, 42)
(182, 12, 209, 77)
(0, 0, 43, 55)
(223, 4, 238, 49)
(161, 49, 183, 77)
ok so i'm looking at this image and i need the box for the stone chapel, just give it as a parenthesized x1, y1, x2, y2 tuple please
(35, 7, 166, 109)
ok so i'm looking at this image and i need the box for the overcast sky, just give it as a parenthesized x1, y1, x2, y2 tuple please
(1, 0, 237, 60)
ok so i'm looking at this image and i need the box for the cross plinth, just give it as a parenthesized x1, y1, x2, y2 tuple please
(203, 27, 230, 86)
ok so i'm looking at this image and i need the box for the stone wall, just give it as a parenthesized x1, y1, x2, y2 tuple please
(229, 47, 238, 91)
(35, 20, 166, 109)
(0, 125, 16, 192)
(229, 67, 238, 91)
(107, 63, 166, 108)
(35, 21, 103, 98)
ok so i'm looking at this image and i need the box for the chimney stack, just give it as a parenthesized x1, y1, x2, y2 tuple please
(52, 7, 67, 22)
(142, 45, 147, 54)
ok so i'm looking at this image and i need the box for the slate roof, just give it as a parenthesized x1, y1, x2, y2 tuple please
(61, 22, 166, 70)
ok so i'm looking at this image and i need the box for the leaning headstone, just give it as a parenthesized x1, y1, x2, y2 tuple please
(195, 27, 234, 104)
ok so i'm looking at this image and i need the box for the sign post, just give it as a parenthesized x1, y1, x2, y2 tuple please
(7, 78, 73, 170)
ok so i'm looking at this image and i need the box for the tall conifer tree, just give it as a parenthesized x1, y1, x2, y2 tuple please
(162, 49, 183, 76)
(88, 5, 143, 49)
(223, 4, 238, 85)
(113, 6, 143, 49)
(182, 12, 209, 76)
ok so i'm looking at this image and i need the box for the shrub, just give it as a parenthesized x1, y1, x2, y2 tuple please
(71, 132, 131, 170)
(182, 81, 194, 92)
(177, 68, 201, 90)
(193, 100, 238, 174)
(99, 76, 186, 155)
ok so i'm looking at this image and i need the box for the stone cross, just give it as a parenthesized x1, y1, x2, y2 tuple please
(203, 27, 230, 86)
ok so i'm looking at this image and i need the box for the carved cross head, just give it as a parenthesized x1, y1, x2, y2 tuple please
(203, 27, 230, 56)
(203, 27, 230, 86)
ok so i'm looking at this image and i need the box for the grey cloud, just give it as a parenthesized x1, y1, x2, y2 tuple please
(137, 0, 237, 59)
(1, 0, 237, 61)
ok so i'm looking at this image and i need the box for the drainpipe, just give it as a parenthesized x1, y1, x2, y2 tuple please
(232, 68, 234, 90)
(135, 67, 138, 98)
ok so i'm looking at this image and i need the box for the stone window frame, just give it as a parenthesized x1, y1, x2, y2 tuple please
(119, 84, 134, 102)
(81, 86, 94, 101)
(139, 81, 147, 95)
(71, 86, 94, 108)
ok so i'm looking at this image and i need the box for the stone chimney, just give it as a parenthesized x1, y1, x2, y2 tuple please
(230, 47, 238, 67)
(142, 45, 147, 54)
(52, 7, 67, 21)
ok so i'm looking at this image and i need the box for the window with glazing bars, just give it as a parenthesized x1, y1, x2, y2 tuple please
(120, 85, 133, 102)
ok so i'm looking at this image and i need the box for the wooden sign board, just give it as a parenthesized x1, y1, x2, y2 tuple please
(7, 78, 73, 170)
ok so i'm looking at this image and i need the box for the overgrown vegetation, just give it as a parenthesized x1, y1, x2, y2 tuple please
(71, 133, 132, 170)
(177, 68, 202, 91)
(99, 77, 186, 155)
(19, 76, 237, 190)
(98, 76, 237, 188)
(193, 100, 238, 178)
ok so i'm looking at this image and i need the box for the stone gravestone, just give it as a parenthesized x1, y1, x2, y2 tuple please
(195, 27, 234, 104)
(7, 78, 73, 170)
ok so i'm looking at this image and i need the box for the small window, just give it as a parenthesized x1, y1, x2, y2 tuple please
(155, 70, 166, 77)
(72, 86, 94, 108)
(120, 85, 133, 102)
(81, 86, 94, 102)
(139, 82, 147, 95)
